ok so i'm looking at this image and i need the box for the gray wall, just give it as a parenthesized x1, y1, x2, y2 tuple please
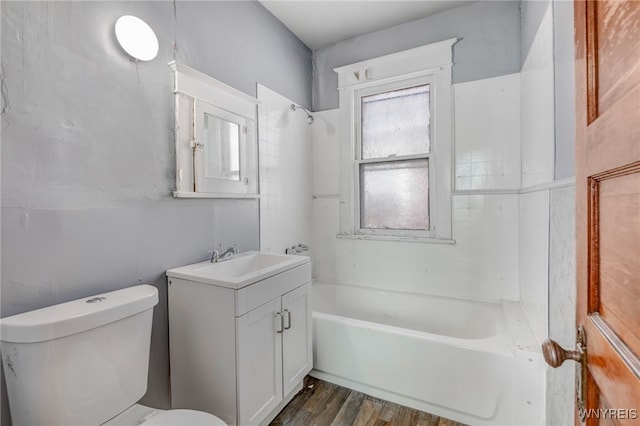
(312, 1, 521, 111)
(0, 1, 310, 424)
(175, 1, 312, 108)
(552, 0, 575, 179)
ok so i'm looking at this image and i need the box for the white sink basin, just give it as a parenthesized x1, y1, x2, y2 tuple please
(166, 251, 308, 289)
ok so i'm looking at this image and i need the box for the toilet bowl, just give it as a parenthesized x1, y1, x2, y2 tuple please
(0, 285, 227, 426)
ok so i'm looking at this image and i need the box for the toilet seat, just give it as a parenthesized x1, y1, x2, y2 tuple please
(142, 409, 226, 426)
(103, 404, 227, 426)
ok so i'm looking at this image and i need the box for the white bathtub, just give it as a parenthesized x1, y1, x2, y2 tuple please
(310, 281, 546, 425)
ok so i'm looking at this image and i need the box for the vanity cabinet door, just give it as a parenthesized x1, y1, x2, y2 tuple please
(237, 298, 283, 426)
(281, 282, 313, 397)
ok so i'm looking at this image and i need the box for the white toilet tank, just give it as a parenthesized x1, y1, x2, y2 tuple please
(0, 285, 159, 426)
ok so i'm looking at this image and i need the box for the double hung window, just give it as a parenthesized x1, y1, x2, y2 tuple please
(335, 38, 456, 241)
(356, 77, 433, 236)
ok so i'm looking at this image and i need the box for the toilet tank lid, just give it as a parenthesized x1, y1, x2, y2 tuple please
(0, 284, 159, 343)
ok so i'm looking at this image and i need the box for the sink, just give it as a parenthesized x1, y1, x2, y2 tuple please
(193, 252, 287, 276)
(166, 251, 308, 289)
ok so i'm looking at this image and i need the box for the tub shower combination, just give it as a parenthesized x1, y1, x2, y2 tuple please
(310, 281, 545, 425)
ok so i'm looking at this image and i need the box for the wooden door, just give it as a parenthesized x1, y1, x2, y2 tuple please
(575, 0, 640, 424)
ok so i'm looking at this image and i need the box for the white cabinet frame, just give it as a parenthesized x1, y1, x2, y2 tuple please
(169, 61, 259, 198)
(237, 298, 283, 426)
(236, 283, 312, 426)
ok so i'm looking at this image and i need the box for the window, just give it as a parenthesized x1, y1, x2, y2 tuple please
(357, 80, 432, 236)
(335, 39, 456, 241)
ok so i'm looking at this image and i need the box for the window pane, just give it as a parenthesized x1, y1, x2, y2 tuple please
(361, 85, 430, 159)
(360, 159, 429, 230)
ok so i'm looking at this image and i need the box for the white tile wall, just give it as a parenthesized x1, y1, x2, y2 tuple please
(519, 190, 550, 344)
(454, 73, 521, 191)
(257, 85, 312, 255)
(311, 109, 340, 196)
(546, 185, 576, 426)
(309, 18, 559, 347)
(520, 3, 555, 188)
(311, 109, 520, 302)
(306, 7, 564, 421)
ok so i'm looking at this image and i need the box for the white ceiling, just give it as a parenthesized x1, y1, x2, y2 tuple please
(259, 1, 472, 50)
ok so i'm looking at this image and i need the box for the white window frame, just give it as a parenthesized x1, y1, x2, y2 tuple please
(355, 75, 434, 237)
(334, 38, 457, 242)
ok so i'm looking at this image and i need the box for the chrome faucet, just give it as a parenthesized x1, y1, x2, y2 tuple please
(210, 245, 239, 263)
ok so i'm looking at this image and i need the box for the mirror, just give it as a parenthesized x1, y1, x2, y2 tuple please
(203, 113, 241, 181)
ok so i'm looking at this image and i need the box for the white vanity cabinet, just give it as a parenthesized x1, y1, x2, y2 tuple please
(237, 283, 311, 425)
(167, 259, 311, 426)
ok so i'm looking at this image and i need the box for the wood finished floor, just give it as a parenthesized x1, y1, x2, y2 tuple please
(270, 376, 467, 426)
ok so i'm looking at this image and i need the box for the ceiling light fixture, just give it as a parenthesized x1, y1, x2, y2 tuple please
(114, 15, 159, 61)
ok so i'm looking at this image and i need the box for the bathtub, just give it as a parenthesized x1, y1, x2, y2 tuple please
(310, 281, 546, 425)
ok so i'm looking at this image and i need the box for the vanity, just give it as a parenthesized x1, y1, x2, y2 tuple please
(166, 252, 312, 426)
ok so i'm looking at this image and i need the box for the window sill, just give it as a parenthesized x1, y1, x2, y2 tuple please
(173, 191, 259, 199)
(336, 233, 456, 245)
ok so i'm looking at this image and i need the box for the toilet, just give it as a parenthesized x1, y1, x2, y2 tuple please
(0, 284, 226, 426)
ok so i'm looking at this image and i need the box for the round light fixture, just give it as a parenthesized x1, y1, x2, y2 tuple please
(114, 15, 159, 61)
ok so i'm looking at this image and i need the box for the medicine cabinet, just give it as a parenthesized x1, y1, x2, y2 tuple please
(169, 61, 259, 198)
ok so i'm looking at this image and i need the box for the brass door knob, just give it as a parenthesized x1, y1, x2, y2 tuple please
(542, 339, 583, 368)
